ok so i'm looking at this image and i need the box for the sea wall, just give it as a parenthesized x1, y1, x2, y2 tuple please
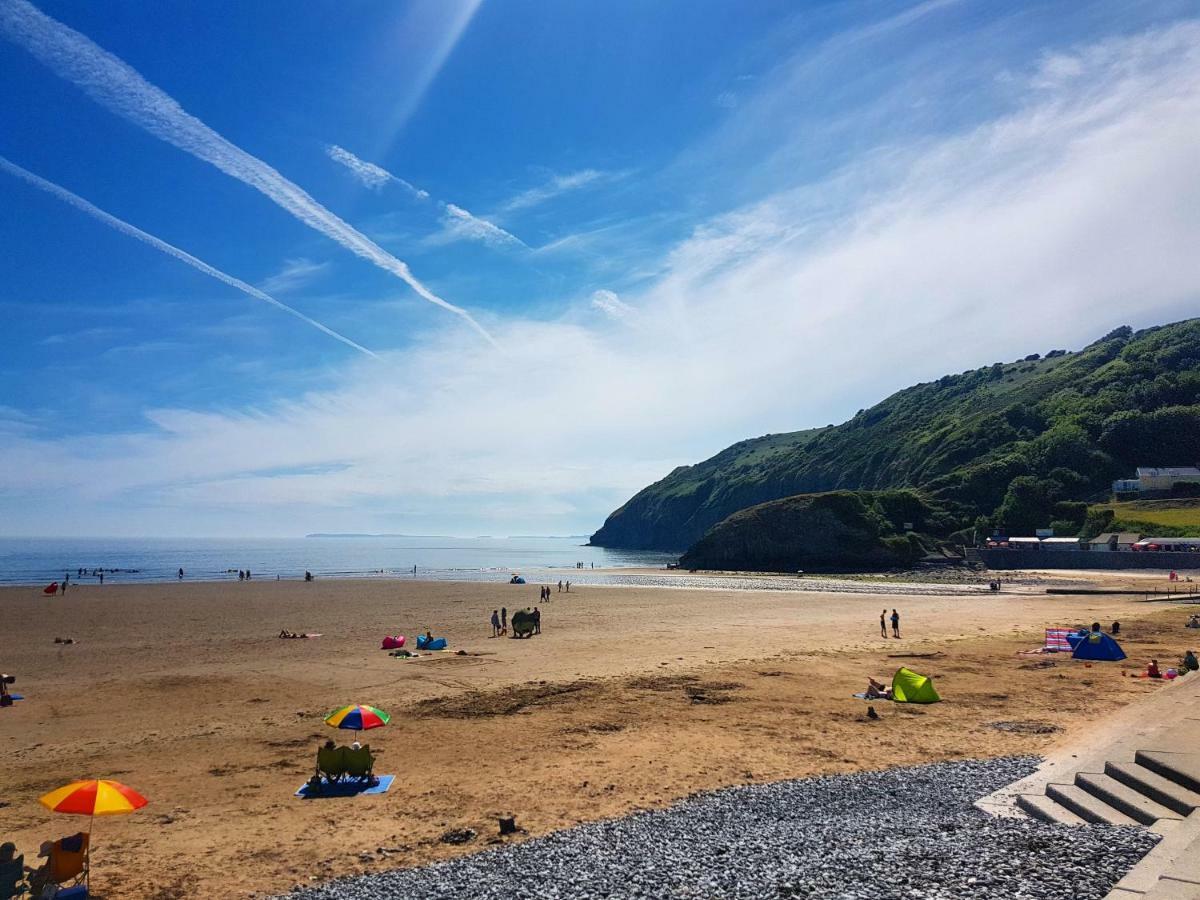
(979, 549, 1200, 570)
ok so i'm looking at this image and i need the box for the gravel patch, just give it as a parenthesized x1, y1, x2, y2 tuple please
(280, 757, 1157, 899)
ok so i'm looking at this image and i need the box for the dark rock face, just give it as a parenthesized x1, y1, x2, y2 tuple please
(679, 491, 925, 572)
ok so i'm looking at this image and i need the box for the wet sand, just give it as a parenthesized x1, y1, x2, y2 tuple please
(0, 575, 1193, 897)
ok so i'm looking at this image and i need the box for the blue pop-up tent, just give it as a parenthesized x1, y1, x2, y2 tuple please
(1072, 631, 1126, 661)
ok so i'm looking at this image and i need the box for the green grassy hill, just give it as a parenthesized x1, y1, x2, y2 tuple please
(1088, 499, 1200, 538)
(592, 318, 1200, 551)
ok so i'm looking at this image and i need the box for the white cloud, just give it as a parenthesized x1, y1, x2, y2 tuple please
(505, 169, 610, 212)
(4, 18, 1200, 536)
(326, 145, 430, 200)
(259, 258, 330, 294)
(429, 202, 528, 249)
(589, 289, 635, 320)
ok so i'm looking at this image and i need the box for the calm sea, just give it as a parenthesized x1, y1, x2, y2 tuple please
(0, 536, 675, 586)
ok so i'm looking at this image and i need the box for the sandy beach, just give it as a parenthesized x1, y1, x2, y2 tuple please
(0, 574, 1194, 898)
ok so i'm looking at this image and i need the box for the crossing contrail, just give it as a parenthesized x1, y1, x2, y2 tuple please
(0, 156, 379, 359)
(0, 0, 498, 348)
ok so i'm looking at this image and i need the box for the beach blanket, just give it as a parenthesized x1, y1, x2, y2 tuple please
(852, 692, 893, 701)
(295, 774, 394, 799)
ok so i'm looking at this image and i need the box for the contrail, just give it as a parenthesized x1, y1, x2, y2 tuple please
(0, 0, 497, 348)
(0, 156, 379, 359)
(328, 144, 527, 248)
(327, 145, 429, 200)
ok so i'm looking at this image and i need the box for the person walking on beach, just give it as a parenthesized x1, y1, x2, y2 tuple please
(890, 609, 900, 638)
(533, 606, 541, 635)
(557, 580, 563, 593)
(880, 609, 887, 638)
(565, 580, 571, 593)
(491, 609, 500, 637)
(501, 607, 508, 636)
(98, 571, 103, 585)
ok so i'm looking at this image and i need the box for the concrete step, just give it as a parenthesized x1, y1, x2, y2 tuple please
(1045, 782, 1138, 825)
(1138, 750, 1200, 795)
(1139, 876, 1200, 900)
(1016, 793, 1086, 825)
(1107, 760, 1200, 816)
(1076, 772, 1181, 825)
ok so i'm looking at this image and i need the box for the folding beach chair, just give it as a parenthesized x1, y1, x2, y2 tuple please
(343, 745, 375, 784)
(35, 832, 89, 897)
(0, 852, 29, 900)
(316, 746, 348, 785)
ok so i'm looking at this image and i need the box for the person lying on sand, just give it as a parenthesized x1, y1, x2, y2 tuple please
(278, 629, 308, 639)
(865, 677, 893, 700)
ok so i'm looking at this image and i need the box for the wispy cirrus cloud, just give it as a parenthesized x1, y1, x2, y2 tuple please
(259, 258, 331, 294)
(0, 156, 379, 358)
(0, 0, 495, 346)
(589, 289, 636, 321)
(430, 203, 529, 249)
(326, 144, 429, 200)
(505, 169, 612, 212)
(325, 143, 526, 251)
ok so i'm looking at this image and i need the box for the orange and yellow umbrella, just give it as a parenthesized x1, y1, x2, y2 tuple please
(40, 779, 148, 817)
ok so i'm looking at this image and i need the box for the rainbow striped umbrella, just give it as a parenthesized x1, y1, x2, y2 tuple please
(324, 704, 390, 734)
(40, 779, 148, 817)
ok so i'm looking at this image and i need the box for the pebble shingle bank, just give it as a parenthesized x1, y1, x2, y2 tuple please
(282, 757, 1157, 899)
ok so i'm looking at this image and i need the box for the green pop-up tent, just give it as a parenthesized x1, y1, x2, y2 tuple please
(891, 667, 941, 703)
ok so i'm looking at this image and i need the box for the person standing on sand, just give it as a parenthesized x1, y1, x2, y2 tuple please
(491, 610, 500, 637)
(890, 609, 900, 638)
(880, 609, 887, 638)
(178, 567, 184, 580)
(501, 607, 508, 636)
(98, 571, 103, 585)
(557, 580, 563, 593)
(566, 580, 571, 593)
(533, 606, 541, 635)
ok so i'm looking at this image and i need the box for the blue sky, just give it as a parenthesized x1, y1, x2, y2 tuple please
(2, 0, 1200, 537)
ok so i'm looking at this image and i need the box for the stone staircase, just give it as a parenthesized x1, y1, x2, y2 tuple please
(1016, 751, 1199, 828)
(977, 675, 1200, 897)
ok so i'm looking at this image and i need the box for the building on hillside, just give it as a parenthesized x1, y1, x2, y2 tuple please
(1113, 466, 1200, 497)
(1041, 537, 1082, 551)
(1133, 537, 1200, 552)
(1086, 532, 1143, 551)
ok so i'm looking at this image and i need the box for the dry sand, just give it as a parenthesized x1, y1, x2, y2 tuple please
(0, 574, 1196, 898)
